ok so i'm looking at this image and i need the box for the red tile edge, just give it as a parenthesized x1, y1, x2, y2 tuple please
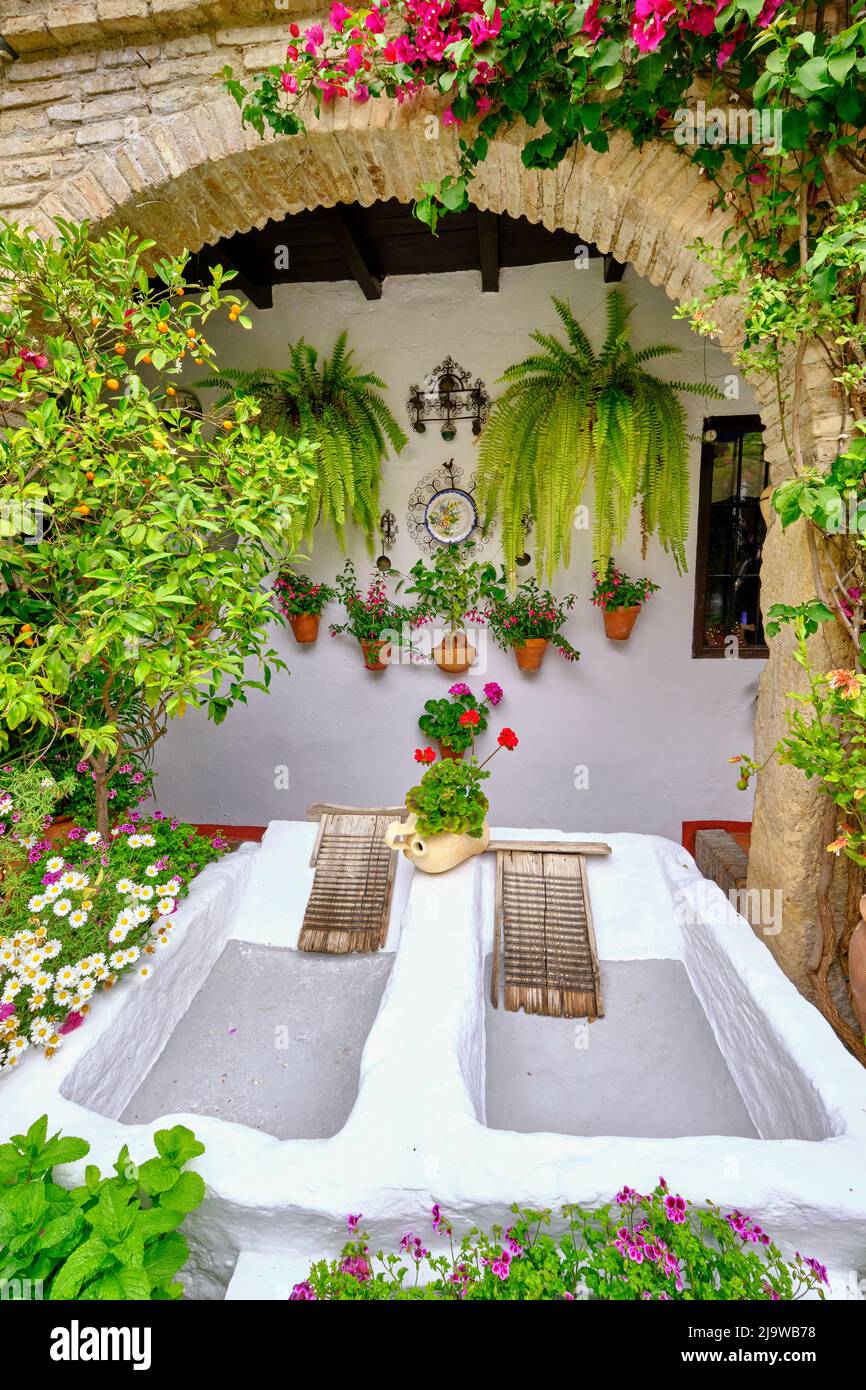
(681, 820, 752, 859)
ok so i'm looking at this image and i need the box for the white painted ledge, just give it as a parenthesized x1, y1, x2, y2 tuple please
(1, 822, 864, 1300)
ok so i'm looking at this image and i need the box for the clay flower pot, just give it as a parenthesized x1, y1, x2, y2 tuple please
(603, 605, 641, 641)
(46, 815, 75, 842)
(385, 812, 489, 874)
(359, 637, 391, 671)
(514, 638, 548, 672)
(433, 630, 475, 674)
(288, 612, 320, 645)
(437, 742, 465, 761)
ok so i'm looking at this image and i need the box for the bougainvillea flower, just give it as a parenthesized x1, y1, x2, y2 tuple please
(442, 107, 462, 127)
(280, 70, 299, 94)
(330, 1, 352, 30)
(756, 0, 783, 24)
(498, 727, 518, 750)
(365, 9, 386, 31)
(582, 0, 605, 41)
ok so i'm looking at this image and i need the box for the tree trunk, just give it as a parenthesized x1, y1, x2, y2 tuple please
(93, 756, 111, 843)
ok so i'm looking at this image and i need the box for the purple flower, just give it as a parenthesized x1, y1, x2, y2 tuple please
(347, 1213, 362, 1233)
(448, 682, 472, 697)
(664, 1194, 687, 1224)
(482, 681, 504, 706)
(340, 1254, 370, 1282)
(802, 1255, 829, 1286)
(399, 1233, 427, 1262)
(0, 1003, 15, 1022)
(289, 1280, 317, 1300)
(431, 1203, 442, 1232)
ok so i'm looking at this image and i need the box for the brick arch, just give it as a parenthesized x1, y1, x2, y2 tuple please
(5, 80, 839, 990)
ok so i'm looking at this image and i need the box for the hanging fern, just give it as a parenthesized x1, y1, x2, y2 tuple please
(197, 332, 407, 551)
(476, 292, 721, 582)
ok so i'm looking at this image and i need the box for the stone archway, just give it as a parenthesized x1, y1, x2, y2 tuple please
(0, 9, 840, 992)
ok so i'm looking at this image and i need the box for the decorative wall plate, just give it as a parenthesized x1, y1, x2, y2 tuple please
(425, 488, 477, 544)
(407, 458, 493, 555)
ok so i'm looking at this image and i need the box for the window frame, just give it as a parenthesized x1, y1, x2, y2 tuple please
(692, 413, 769, 661)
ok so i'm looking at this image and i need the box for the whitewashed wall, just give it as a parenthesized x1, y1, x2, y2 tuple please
(153, 258, 762, 840)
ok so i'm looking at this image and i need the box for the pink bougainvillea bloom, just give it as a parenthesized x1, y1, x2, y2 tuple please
(304, 22, 324, 51)
(352, 82, 371, 102)
(756, 0, 783, 24)
(468, 8, 502, 45)
(631, 0, 675, 51)
(476, 93, 492, 116)
(330, 1, 352, 30)
(365, 9, 385, 30)
(442, 106, 461, 127)
(748, 162, 769, 185)
(679, 2, 717, 36)
(582, 0, 605, 41)
(280, 70, 299, 94)
(716, 23, 746, 66)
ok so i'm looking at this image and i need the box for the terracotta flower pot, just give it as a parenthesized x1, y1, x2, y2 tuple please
(385, 812, 489, 874)
(432, 630, 475, 674)
(514, 638, 548, 672)
(46, 815, 75, 842)
(603, 605, 641, 641)
(359, 637, 391, 671)
(288, 612, 320, 645)
(437, 742, 465, 761)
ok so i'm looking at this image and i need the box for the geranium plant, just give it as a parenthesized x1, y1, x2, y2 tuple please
(418, 680, 504, 754)
(486, 580, 579, 663)
(0, 803, 227, 1072)
(0, 1114, 205, 1300)
(407, 727, 518, 837)
(591, 561, 659, 612)
(291, 1181, 828, 1300)
(0, 221, 317, 843)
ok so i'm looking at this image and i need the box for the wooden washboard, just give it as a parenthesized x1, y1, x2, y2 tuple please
(298, 803, 405, 954)
(488, 841, 610, 1019)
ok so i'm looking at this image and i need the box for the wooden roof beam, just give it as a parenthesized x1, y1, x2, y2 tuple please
(477, 209, 499, 292)
(603, 253, 626, 284)
(322, 206, 382, 300)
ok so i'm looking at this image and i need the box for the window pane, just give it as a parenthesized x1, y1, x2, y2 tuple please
(740, 432, 766, 498)
(707, 500, 733, 573)
(703, 578, 730, 648)
(732, 576, 763, 647)
(733, 501, 764, 572)
(710, 440, 738, 503)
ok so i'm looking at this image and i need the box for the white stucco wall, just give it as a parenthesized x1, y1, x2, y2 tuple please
(153, 259, 762, 839)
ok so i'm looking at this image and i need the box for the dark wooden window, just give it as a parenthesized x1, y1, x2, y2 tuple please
(692, 415, 769, 659)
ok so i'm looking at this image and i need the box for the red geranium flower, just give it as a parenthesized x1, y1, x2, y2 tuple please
(414, 747, 436, 764)
(459, 709, 481, 727)
(498, 728, 518, 750)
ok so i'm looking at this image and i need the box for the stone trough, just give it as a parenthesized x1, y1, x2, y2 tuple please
(1, 822, 865, 1301)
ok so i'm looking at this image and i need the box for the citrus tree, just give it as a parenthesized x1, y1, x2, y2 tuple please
(0, 220, 318, 840)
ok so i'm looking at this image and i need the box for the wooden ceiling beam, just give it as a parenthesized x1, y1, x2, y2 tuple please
(322, 206, 382, 300)
(477, 209, 499, 293)
(603, 253, 626, 284)
(200, 243, 273, 310)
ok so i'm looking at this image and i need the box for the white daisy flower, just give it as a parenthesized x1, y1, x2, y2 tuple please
(115, 911, 134, 931)
(59, 872, 79, 889)
(84, 831, 101, 846)
(116, 878, 135, 895)
(157, 898, 176, 915)
(78, 978, 96, 997)
(78, 957, 95, 974)
(46, 857, 64, 873)
(28, 993, 46, 1011)
(132, 884, 154, 901)
(109, 950, 126, 969)
(91, 953, 106, 967)
(8, 1036, 28, 1054)
(30, 1019, 53, 1045)
(108, 926, 127, 945)
(52, 899, 73, 917)
(134, 906, 151, 924)
(53, 988, 71, 1006)
(2, 980, 22, 1001)
(68, 911, 89, 929)
(44, 885, 62, 901)
(27, 894, 47, 913)
(127, 835, 142, 849)
(55, 965, 78, 986)
(138, 965, 153, 980)
(19, 834, 37, 849)
(33, 971, 53, 990)
(42, 940, 62, 959)
(0, 947, 17, 967)
(139, 834, 155, 848)
(144, 865, 159, 878)
(124, 947, 140, 964)
(94, 964, 109, 981)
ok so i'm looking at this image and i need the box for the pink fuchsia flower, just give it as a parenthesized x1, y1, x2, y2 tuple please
(289, 1280, 317, 1299)
(483, 681, 503, 706)
(664, 1193, 687, 1223)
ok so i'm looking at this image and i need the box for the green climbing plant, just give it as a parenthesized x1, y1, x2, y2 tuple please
(476, 292, 718, 583)
(198, 331, 407, 550)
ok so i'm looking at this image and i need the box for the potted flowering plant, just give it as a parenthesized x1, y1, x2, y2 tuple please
(418, 681, 504, 760)
(272, 567, 335, 645)
(486, 579, 579, 672)
(329, 560, 406, 671)
(400, 545, 505, 673)
(385, 728, 519, 874)
(591, 561, 659, 641)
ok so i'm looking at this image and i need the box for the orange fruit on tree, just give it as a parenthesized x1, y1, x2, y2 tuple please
(114, 343, 127, 355)
(142, 354, 152, 364)
(156, 323, 168, 335)
(222, 420, 233, 432)
(19, 624, 32, 634)
(74, 504, 91, 516)
(166, 386, 176, 397)
(85, 471, 95, 481)
(186, 328, 197, 340)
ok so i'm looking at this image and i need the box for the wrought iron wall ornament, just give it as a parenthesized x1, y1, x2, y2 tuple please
(376, 509, 398, 572)
(406, 459, 493, 555)
(407, 357, 490, 439)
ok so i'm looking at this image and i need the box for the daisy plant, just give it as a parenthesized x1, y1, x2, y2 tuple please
(0, 805, 227, 1076)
